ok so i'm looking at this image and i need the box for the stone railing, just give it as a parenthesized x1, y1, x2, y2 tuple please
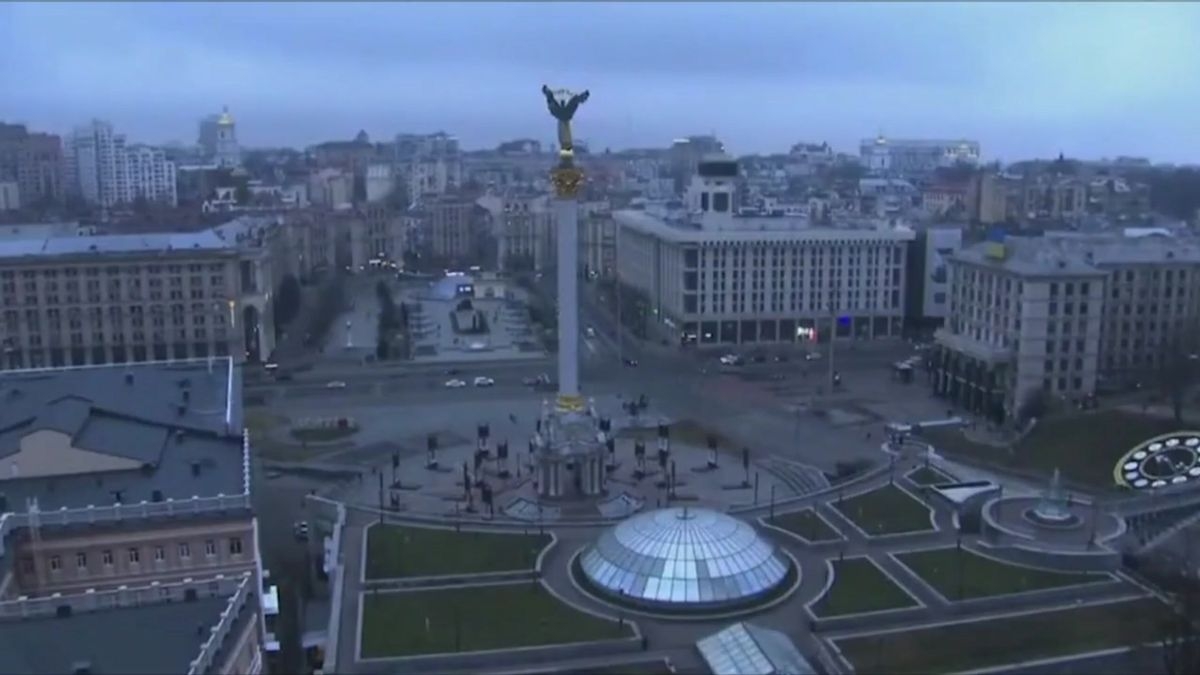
(0, 570, 251, 620)
(188, 573, 256, 675)
(0, 493, 253, 557)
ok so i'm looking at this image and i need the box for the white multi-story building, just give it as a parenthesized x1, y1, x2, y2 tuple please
(615, 156, 914, 348)
(860, 135, 981, 175)
(126, 144, 178, 206)
(65, 120, 130, 207)
(65, 120, 177, 207)
(931, 230, 1200, 423)
(365, 163, 395, 203)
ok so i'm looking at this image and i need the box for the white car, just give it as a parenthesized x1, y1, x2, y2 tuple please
(719, 354, 742, 366)
(474, 376, 496, 387)
(804, 352, 822, 361)
(325, 380, 347, 389)
(445, 379, 467, 388)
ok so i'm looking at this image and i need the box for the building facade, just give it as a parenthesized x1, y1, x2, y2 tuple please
(0, 123, 64, 207)
(860, 136, 981, 175)
(615, 157, 914, 348)
(65, 120, 177, 208)
(0, 182, 18, 212)
(0, 229, 258, 371)
(930, 230, 1200, 423)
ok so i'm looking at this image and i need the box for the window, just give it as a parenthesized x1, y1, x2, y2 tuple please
(154, 546, 165, 563)
(102, 550, 114, 567)
(204, 539, 217, 557)
(49, 555, 62, 572)
(128, 547, 140, 564)
(76, 552, 87, 570)
(229, 537, 243, 556)
(179, 542, 191, 559)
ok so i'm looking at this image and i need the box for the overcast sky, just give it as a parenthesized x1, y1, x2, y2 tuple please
(2, 2, 1198, 162)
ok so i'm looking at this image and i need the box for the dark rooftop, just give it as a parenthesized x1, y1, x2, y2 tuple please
(0, 595, 235, 674)
(0, 360, 245, 513)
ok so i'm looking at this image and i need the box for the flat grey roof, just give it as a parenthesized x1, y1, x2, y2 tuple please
(614, 210, 915, 245)
(952, 231, 1200, 277)
(0, 231, 233, 260)
(0, 360, 244, 513)
(0, 595, 232, 675)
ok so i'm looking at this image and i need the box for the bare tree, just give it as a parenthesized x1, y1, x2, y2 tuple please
(1157, 324, 1200, 424)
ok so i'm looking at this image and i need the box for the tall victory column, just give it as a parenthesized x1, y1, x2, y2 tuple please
(530, 85, 608, 500)
(541, 84, 589, 414)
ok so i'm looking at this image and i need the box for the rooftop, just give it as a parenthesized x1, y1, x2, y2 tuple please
(0, 359, 245, 513)
(0, 573, 255, 675)
(952, 231, 1200, 277)
(614, 209, 915, 244)
(0, 230, 233, 261)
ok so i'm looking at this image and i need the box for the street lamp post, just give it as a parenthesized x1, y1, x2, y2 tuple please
(828, 282, 840, 394)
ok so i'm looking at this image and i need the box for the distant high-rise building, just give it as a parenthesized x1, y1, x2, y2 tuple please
(64, 120, 178, 207)
(64, 119, 130, 207)
(198, 106, 241, 168)
(669, 135, 725, 195)
(0, 122, 64, 206)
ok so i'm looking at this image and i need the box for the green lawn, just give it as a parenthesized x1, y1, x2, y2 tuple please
(834, 484, 933, 536)
(834, 598, 1173, 674)
(813, 557, 918, 617)
(895, 547, 1111, 600)
(365, 525, 552, 580)
(771, 509, 842, 542)
(906, 466, 952, 487)
(923, 410, 1182, 489)
(361, 583, 633, 658)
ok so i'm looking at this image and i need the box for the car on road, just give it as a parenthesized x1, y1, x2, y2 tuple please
(523, 373, 551, 386)
(585, 326, 596, 338)
(446, 368, 462, 376)
(293, 521, 309, 541)
(623, 358, 639, 367)
(719, 354, 743, 366)
(325, 380, 347, 389)
(473, 376, 496, 387)
(804, 352, 823, 361)
(445, 379, 467, 388)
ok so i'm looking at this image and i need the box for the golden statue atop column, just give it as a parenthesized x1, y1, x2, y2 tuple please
(541, 84, 589, 199)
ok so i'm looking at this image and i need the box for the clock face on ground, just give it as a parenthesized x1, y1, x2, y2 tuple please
(1114, 432, 1200, 490)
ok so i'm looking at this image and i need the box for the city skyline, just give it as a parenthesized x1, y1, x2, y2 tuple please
(3, 2, 1199, 163)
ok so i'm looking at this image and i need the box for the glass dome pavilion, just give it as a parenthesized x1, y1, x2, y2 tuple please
(578, 507, 792, 612)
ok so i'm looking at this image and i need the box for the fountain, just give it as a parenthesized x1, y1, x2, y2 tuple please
(1024, 468, 1081, 527)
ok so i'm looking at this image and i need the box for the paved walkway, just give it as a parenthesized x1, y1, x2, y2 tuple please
(325, 439, 1150, 675)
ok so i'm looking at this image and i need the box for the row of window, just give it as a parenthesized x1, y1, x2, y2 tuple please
(1, 263, 226, 279)
(28, 537, 244, 575)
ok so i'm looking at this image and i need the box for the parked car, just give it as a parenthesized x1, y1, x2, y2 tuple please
(474, 376, 496, 387)
(445, 379, 467, 388)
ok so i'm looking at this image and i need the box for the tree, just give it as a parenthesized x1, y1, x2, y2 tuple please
(273, 274, 302, 332)
(1158, 326, 1200, 423)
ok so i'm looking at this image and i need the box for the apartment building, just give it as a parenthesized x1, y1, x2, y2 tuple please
(126, 144, 179, 206)
(424, 194, 484, 263)
(0, 359, 262, 672)
(582, 205, 616, 280)
(615, 156, 914, 348)
(64, 120, 177, 208)
(0, 230, 245, 371)
(0, 123, 64, 207)
(282, 210, 347, 281)
(930, 230, 1200, 423)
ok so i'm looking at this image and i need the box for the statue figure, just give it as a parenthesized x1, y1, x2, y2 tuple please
(541, 85, 590, 157)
